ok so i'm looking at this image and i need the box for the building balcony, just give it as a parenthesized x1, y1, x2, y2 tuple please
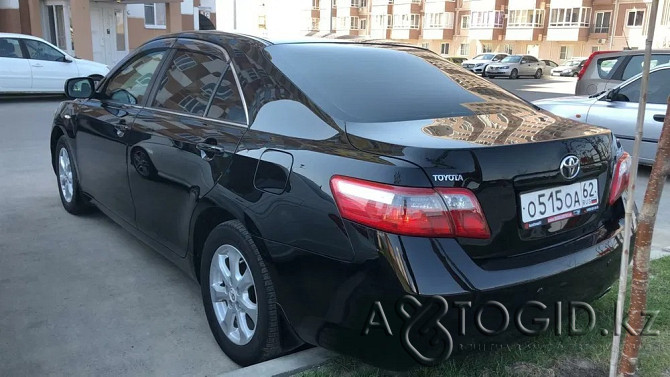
(546, 26, 590, 41)
(422, 28, 454, 40)
(390, 28, 420, 40)
(468, 27, 503, 41)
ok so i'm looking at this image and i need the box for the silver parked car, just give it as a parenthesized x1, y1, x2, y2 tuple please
(575, 49, 670, 95)
(534, 64, 670, 165)
(461, 52, 508, 76)
(551, 57, 587, 77)
(485, 55, 544, 79)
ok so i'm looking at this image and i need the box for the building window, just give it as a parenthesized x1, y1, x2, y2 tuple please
(481, 43, 492, 53)
(507, 9, 544, 28)
(359, 18, 367, 30)
(559, 45, 573, 60)
(392, 14, 420, 29)
(421, 42, 429, 49)
(424, 12, 455, 29)
(360, 0, 368, 7)
(372, 14, 391, 29)
(440, 43, 449, 55)
(592, 46, 601, 53)
(312, 0, 319, 10)
(460, 15, 469, 29)
(310, 18, 319, 31)
(593, 11, 611, 33)
(549, 7, 591, 27)
(626, 10, 644, 27)
(504, 44, 513, 54)
(460, 43, 469, 56)
(336, 16, 360, 29)
(144, 3, 166, 28)
(663, 0, 670, 25)
(470, 11, 504, 28)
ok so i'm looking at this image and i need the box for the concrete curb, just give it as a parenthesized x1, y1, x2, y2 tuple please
(218, 348, 335, 377)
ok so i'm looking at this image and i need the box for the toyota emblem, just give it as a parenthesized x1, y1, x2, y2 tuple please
(560, 155, 580, 180)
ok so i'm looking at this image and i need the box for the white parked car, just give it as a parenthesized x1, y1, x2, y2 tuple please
(461, 53, 508, 76)
(0, 33, 109, 94)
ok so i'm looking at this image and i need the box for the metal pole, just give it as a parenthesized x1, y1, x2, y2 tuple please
(608, 1, 660, 376)
(233, 0, 237, 30)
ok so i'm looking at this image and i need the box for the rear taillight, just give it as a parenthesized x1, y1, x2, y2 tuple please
(577, 50, 616, 80)
(608, 152, 631, 205)
(330, 176, 490, 239)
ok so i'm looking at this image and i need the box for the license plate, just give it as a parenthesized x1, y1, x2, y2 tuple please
(520, 179, 599, 228)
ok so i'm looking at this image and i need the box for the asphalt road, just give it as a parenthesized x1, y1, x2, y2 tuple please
(0, 98, 237, 376)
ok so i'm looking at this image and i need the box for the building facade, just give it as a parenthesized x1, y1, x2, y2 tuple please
(305, 0, 670, 61)
(0, 0, 216, 65)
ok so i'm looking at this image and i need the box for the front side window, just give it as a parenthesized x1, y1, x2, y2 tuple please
(144, 3, 166, 28)
(0, 38, 24, 58)
(23, 39, 65, 62)
(627, 10, 644, 27)
(152, 50, 227, 117)
(105, 50, 165, 105)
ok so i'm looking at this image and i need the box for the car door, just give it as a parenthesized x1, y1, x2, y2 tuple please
(75, 46, 169, 225)
(128, 39, 248, 256)
(0, 37, 32, 92)
(21, 38, 78, 92)
(586, 67, 670, 163)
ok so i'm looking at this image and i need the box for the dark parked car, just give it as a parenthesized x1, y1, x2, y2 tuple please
(52, 32, 632, 370)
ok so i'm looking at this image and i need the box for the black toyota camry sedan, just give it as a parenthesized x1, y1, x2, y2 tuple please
(51, 32, 632, 369)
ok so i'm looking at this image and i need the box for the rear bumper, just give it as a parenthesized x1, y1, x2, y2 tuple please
(261, 219, 627, 370)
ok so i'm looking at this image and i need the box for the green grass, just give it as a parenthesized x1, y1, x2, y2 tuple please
(298, 257, 670, 377)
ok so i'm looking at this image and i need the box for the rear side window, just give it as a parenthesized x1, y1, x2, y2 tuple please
(621, 54, 670, 80)
(152, 50, 226, 116)
(206, 68, 246, 124)
(596, 57, 620, 79)
(0, 38, 24, 58)
(266, 44, 485, 123)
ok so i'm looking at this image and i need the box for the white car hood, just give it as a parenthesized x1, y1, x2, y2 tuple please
(533, 96, 596, 107)
(462, 59, 491, 65)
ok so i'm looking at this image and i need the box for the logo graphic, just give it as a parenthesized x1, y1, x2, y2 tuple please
(560, 155, 580, 180)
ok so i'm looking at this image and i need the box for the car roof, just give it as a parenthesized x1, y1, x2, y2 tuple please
(594, 49, 670, 58)
(0, 32, 46, 42)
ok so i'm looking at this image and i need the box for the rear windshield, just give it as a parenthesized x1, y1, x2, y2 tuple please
(265, 43, 485, 123)
(502, 56, 521, 63)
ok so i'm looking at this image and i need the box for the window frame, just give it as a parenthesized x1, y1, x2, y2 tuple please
(626, 10, 644, 28)
(593, 11, 611, 33)
(143, 41, 249, 126)
(144, 3, 167, 29)
(440, 42, 449, 55)
(549, 7, 591, 27)
(460, 15, 469, 29)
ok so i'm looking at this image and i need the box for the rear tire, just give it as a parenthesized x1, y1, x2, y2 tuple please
(509, 69, 519, 79)
(54, 136, 89, 215)
(534, 69, 542, 79)
(200, 220, 281, 366)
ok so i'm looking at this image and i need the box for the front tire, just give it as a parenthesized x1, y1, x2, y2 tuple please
(54, 136, 88, 214)
(509, 69, 519, 79)
(534, 69, 542, 79)
(200, 220, 281, 366)
(481, 66, 488, 77)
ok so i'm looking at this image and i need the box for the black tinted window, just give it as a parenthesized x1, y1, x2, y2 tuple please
(647, 69, 670, 104)
(206, 67, 246, 123)
(0, 38, 24, 58)
(596, 57, 620, 79)
(526, 56, 538, 62)
(105, 50, 165, 105)
(266, 44, 484, 123)
(153, 50, 226, 116)
(621, 54, 670, 80)
(23, 39, 64, 61)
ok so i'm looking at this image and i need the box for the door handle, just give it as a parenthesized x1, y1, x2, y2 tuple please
(653, 114, 665, 122)
(196, 142, 227, 159)
(31, 63, 43, 68)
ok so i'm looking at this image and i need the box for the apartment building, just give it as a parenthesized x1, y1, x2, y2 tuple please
(0, 0, 216, 66)
(307, 0, 670, 61)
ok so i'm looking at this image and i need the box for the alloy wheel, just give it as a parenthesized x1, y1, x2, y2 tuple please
(58, 147, 74, 202)
(209, 244, 258, 345)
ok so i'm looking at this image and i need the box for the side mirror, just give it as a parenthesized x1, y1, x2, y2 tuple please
(65, 77, 94, 99)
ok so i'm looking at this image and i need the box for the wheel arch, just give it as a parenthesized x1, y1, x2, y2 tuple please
(50, 125, 68, 174)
